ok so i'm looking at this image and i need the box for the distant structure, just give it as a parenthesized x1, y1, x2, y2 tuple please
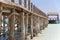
(48, 12, 59, 24)
(0, 0, 48, 40)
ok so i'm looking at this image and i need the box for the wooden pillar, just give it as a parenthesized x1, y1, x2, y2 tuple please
(43, 19, 45, 29)
(33, 5, 35, 13)
(25, 13, 28, 40)
(40, 18, 42, 33)
(41, 18, 43, 30)
(11, 0, 14, 2)
(20, 12, 25, 40)
(19, 0, 22, 5)
(39, 17, 41, 31)
(30, 14, 33, 39)
(31, 3, 33, 12)
(42, 19, 44, 30)
(0, 5, 2, 34)
(38, 17, 40, 33)
(31, 3, 33, 11)
(28, 0, 30, 10)
(24, 0, 27, 8)
(9, 10, 15, 40)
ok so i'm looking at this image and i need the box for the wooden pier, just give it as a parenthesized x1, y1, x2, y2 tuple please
(0, 0, 48, 40)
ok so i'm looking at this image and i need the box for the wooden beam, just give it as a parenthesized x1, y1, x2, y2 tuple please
(2, 10, 11, 13)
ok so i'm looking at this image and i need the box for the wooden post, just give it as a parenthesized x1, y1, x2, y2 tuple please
(20, 12, 25, 40)
(25, 13, 28, 40)
(0, 4, 2, 35)
(19, 0, 22, 5)
(38, 17, 40, 33)
(31, 3, 33, 12)
(31, 3, 33, 11)
(11, 0, 14, 2)
(24, 0, 27, 8)
(41, 18, 43, 30)
(28, 0, 30, 10)
(30, 14, 33, 39)
(33, 5, 35, 13)
(39, 17, 41, 31)
(9, 10, 15, 40)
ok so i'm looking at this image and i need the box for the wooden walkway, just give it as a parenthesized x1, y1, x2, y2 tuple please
(0, 0, 48, 40)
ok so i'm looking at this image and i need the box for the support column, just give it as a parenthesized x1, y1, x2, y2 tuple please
(11, 0, 14, 2)
(21, 12, 25, 40)
(24, 0, 27, 8)
(28, 0, 30, 10)
(31, 3, 33, 12)
(25, 13, 28, 40)
(9, 10, 15, 40)
(0, 5, 2, 34)
(43, 19, 44, 30)
(38, 17, 40, 33)
(30, 14, 33, 39)
(19, 0, 22, 5)
(41, 18, 43, 30)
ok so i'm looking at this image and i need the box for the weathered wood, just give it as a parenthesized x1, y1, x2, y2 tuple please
(31, 3, 33, 12)
(19, 0, 22, 5)
(0, 0, 48, 40)
(25, 13, 28, 40)
(9, 11, 15, 40)
(37, 17, 40, 33)
(20, 12, 25, 40)
(2, 10, 10, 13)
(11, 0, 14, 2)
(30, 14, 33, 39)
(0, 5, 2, 34)
(28, 0, 30, 10)
(24, 0, 27, 8)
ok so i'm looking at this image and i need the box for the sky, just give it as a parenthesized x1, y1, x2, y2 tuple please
(31, 0, 60, 19)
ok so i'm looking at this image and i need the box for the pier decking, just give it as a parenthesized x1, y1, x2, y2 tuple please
(0, 0, 48, 40)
